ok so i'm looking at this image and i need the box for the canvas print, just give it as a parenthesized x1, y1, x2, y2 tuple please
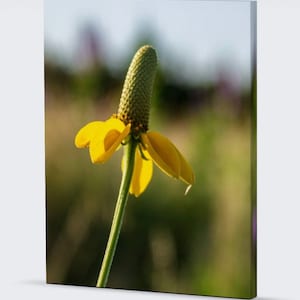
(45, 0, 256, 298)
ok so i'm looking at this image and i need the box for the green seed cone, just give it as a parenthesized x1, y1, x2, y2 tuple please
(117, 45, 157, 132)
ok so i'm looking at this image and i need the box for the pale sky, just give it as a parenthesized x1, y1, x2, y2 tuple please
(45, 0, 255, 86)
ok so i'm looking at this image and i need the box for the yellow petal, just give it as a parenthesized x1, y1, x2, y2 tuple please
(89, 118, 130, 163)
(142, 131, 195, 188)
(121, 148, 153, 197)
(174, 147, 195, 185)
(142, 132, 180, 179)
(132, 149, 153, 197)
(75, 121, 104, 148)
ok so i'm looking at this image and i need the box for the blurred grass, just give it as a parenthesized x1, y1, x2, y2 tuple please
(45, 29, 255, 296)
(46, 90, 254, 298)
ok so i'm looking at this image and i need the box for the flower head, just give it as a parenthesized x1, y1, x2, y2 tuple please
(75, 45, 194, 197)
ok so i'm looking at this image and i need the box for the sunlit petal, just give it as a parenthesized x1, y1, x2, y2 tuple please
(174, 147, 195, 186)
(74, 121, 104, 148)
(90, 118, 130, 163)
(131, 149, 153, 197)
(105, 117, 129, 132)
(122, 148, 153, 197)
(142, 132, 180, 179)
(142, 131, 194, 189)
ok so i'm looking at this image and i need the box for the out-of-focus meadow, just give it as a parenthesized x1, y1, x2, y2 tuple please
(45, 25, 256, 298)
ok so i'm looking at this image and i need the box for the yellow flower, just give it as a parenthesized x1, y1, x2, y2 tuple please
(75, 45, 194, 197)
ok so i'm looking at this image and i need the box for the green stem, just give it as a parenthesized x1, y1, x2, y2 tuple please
(96, 136, 137, 288)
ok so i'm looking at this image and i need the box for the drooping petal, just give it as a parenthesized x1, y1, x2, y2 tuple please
(142, 131, 195, 188)
(122, 148, 153, 197)
(75, 121, 105, 148)
(132, 149, 153, 197)
(174, 147, 195, 185)
(89, 118, 130, 163)
(141, 132, 181, 179)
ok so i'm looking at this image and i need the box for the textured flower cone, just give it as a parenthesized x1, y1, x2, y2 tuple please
(117, 45, 157, 132)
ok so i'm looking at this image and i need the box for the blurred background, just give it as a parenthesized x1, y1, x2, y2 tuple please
(45, 0, 256, 298)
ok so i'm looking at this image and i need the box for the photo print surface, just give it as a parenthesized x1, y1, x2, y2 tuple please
(45, 1, 257, 298)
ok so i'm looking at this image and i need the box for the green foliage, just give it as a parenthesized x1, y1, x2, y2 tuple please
(45, 55, 255, 298)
